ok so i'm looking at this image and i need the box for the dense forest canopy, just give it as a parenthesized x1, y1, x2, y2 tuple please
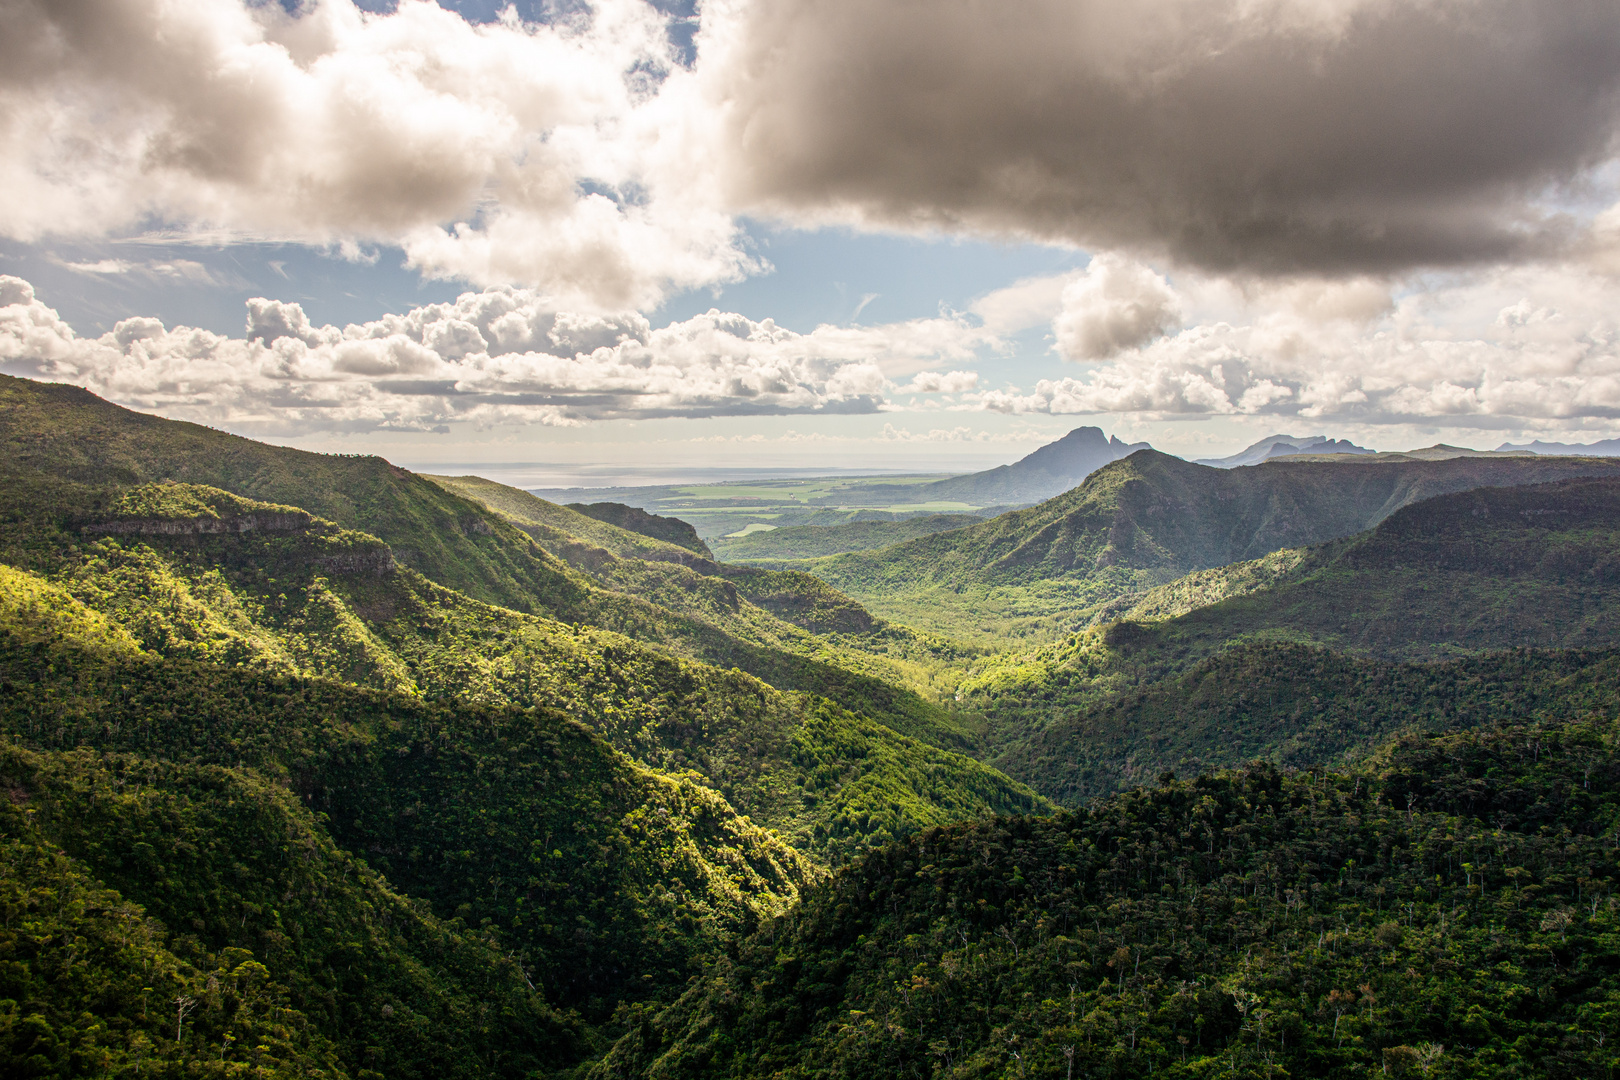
(4, 376, 1620, 1078)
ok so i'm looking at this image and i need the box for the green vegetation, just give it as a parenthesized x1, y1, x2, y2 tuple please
(16, 375, 1620, 1079)
(425, 471, 982, 746)
(1, 742, 577, 1079)
(425, 475, 718, 566)
(0, 385, 1047, 1074)
(984, 642, 1620, 804)
(566, 502, 714, 557)
(0, 599, 816, 1011)
(804, 449, 1620, 646)
(0, 375, 986, 748)
(599, 717, 1620, 1079)
(710, 514, 983, 563)
(961, 476, 1620, 803)
(0, 374, 586, 621)
(0, 487, 1038, 861)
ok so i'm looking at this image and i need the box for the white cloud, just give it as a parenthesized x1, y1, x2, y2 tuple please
(0, 0, 749, 310)
(969, 273, 1075, 335)
(1052, 256, 1182, 360)
(973, 261, 1620, 427)
(906, 370, 979, 394)
(878, 423, 988, 442)
(0, 275, 996, 432)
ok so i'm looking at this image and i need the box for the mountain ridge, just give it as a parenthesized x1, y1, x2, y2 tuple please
(803, 448, 1620, 642)
(1195, 432, 1374, 467)
(913, 424, 1149, 506)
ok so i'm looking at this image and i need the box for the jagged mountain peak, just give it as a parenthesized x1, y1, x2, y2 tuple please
(1196, 432, 1373, 468)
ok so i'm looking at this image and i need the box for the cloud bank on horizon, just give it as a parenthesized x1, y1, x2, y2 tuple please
(0, 274, 995, 431)
(2, 0, 1620, 438)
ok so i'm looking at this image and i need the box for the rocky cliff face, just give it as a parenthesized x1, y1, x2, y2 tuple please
(84, 510, 315, 536)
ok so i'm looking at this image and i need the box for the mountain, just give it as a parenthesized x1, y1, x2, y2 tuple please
(421, 472, 978, 747)
(0, 469, 1044, 1072)
(594, 717, 1620, 1080)
(0, 479, 1041, 863)
(804, 448, 1620, 643)
(709, 514, 983, 563)
(965, 475, 1620, 801)
(910, 425, 1149, 506)
(1498, 437, 1620, 456)
(0, 602, 807, 1071)
(1195, 432, 1373, 467)
(0, 375, 980, 746)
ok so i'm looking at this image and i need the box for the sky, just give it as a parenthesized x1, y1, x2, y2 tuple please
(3, 0, 1620, 479)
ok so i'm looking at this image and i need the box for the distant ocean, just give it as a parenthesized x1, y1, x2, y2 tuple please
(393, 462, 925, 491)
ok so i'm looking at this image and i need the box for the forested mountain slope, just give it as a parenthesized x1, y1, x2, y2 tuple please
(0, 482, 1042, 864)
(965, 476, 1620, 802)
(0, 458, 1053, 1075)
(807, 449, 1620, 643)
(0, 374, 971, 745)
(424, 472, 978, 746)
(567, 500, 715, 556)
(0, 742, 579, 1079)
(599, 718, 1620, 1080)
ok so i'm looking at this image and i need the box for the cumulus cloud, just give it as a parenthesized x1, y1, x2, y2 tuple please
(703, 0, 1620, 274)
(973, 262, 1620, 428)
(1052, 256, 1181, 361)
(0, 0, 747, 309)
(0, 275, 996, 432)
(906, 370, 979, 394)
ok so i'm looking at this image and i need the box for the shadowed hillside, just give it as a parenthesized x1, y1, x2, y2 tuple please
(593, 718, 1620, 1080)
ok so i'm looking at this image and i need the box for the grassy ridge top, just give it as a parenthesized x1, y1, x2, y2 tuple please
(0, 374, 576, 617)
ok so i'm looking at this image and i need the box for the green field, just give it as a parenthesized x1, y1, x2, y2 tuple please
(529, 474, 994, 538)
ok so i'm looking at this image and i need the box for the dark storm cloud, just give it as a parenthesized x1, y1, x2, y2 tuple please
(710, 0, 1620, 273)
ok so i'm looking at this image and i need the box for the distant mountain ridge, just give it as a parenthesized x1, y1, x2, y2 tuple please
(1498, 437, 1620, 456)
(912, 425, 1149, 505)
(804, 448, 1620, 641)
(1196, 432, 1373, 467)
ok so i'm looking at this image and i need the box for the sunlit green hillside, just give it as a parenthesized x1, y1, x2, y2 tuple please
(0, 485, 1043, 863)
(0, 374, 976, 744)
(965, 476, 1620, 802)
(803, 448, 1620, 645)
